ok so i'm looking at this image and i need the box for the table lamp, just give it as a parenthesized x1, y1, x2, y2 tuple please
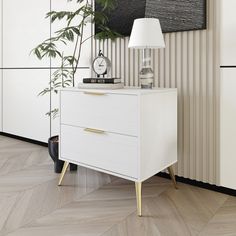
(128, 18, 165, 89)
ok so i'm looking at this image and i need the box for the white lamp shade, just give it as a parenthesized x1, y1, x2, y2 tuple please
(128, 18, 165, 49)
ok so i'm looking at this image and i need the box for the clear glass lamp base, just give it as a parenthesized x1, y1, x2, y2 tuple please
(139, 67, 154, 89)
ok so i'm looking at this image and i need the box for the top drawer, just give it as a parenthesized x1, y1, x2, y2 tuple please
(60, 90, 138, 136)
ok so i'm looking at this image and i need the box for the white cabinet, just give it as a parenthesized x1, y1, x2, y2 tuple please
(59, 88, 178, 216)
(0, 0, 93, 141)
(1, 0, 50, 142)
(0, 0, 2, 68)
(2, 69, 50, 142)
(0, 0, 2, 131)
(220, 69, 236, 190)
(0, 70, 2, 132)
(2, 0, 50, 68)
(60, 88, 177, 181)
(220, 0, 236, 190)
(220, 0, 236, 66)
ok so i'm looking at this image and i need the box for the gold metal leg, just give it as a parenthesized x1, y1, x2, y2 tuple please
(167, 166, 178, 189)
(58, 161, 69, 186)
(135, 182, 142, 217)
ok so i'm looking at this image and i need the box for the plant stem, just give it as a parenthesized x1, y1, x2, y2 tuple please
(72, 0, 89, 86)
(81, 34, 94, 45)
(71, 34, 80, 84)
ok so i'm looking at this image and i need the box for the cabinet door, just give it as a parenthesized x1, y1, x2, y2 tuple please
(2, 0, 50, 68)
(0, 0, 2, 131)
(220, 69, 236, 190)
(220, 0, 236, 66)
(3, 69, 50, 142)
(0, 0, 2, 68)
(51, 0, 92, 68)
(61, 125, 138, 178)
(0, 69, 2, 132)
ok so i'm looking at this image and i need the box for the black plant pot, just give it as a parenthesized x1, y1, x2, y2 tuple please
(48, 135, 77, 173)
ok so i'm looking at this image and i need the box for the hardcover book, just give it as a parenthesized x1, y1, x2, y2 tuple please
(83, 78, 121, 84)
(78, 83, 124, 90)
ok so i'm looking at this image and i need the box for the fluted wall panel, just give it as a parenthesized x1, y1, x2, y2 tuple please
(92, 0, 220, 185)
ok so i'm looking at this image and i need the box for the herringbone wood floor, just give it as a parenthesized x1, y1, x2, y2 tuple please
(0, 136, 235, 236)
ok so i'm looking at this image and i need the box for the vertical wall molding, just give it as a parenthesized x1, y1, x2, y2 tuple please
(92, 0, 220, 185)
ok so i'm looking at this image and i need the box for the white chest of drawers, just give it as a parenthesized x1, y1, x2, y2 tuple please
(59, 87, 178, 216)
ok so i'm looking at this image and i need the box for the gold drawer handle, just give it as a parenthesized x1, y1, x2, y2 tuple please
(84, 128, 105, 134)
(84, 91, 106, 96)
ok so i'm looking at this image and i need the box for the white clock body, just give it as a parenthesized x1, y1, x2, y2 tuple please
(92, 56, 111, 76)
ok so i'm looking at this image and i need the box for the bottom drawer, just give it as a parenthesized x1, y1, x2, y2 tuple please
(60, 125, 138, 178)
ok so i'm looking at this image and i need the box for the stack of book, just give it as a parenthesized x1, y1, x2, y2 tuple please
(78, 78, 124, 89)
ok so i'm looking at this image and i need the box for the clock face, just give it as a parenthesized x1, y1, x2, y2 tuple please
(92, 56, 111, 75)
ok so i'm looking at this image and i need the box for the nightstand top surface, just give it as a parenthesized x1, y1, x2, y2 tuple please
(60, 87, 177, 95)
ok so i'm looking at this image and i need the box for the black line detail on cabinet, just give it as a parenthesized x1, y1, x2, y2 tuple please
(157, 172, 236, 197)
(0, 132, 48, 147)
(220, 66, 236, 68)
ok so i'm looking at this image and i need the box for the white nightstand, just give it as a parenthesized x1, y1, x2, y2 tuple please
(58, 87, 178, 216)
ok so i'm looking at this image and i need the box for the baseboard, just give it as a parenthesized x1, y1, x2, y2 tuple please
(157, 172, 236, 197)
(0, 132, 48, 147)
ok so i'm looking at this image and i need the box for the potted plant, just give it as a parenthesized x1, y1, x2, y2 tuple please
(32, 0, 120, 173)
